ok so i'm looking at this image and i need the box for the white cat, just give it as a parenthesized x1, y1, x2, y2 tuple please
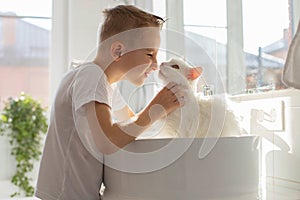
(154, 58, 244, 138)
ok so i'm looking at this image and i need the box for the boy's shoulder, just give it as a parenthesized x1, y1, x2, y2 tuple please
(71, 62, 104, 75)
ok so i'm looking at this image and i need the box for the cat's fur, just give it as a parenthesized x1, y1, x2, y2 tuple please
(154, 58, 244, 138)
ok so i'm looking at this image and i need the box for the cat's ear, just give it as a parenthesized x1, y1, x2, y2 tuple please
(188, 67, 203, 80)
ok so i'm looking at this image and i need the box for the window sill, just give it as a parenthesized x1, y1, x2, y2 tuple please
(230, 88, 300, 102)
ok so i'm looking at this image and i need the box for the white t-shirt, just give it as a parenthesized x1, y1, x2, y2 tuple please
(35, 62, 126, 200)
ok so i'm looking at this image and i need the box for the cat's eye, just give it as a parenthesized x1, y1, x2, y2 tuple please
(171, 64, 179, 69)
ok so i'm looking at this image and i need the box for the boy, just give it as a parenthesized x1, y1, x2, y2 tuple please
(35, 5, 185, 200)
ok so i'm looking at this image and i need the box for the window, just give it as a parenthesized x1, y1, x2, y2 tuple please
(153, 0, 297, 95)
(183, 0, 227, 94)
(0, 0, 52, 108)
(242, 0, 290, 93)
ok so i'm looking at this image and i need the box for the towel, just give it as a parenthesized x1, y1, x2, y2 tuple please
(282, 20, 300, 89)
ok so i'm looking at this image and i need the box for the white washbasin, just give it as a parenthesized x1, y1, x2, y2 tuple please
(102, 136, 260, 200)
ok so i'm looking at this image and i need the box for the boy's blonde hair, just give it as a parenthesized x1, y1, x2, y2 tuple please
(100, 5, 165, 42)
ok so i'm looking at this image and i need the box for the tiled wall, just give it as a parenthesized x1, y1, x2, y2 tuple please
(232, 88, 300, 190)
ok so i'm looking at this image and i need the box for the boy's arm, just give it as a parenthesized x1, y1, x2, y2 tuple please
(112, 105, 135, 122)
(85, 101, 152, 154)
(84, 82, 184, 154)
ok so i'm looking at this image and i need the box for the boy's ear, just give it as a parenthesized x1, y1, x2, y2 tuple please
(188, 66, 203, 80)
(111, 41, 124, 61)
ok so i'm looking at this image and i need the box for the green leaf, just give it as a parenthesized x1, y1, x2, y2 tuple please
(1, 93, 48, 197)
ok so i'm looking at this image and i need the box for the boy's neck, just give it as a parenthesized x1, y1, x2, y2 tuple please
(93, 57, 121, 84)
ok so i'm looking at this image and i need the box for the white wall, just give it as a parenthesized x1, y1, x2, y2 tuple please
(0, 133, 17, 198)
(232, 89, 300, 191)
(0, 134, 39, 198)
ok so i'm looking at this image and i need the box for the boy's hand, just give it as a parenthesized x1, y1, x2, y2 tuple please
(138, 82, 186, 126)
(153, 82, 186, 111)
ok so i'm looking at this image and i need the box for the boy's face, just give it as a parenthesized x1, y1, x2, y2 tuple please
(120, 29, 160, 86)
(121, 48, 159, 86)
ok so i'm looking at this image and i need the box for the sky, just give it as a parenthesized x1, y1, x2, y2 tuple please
(242, 0, 289, 54)
(0, 0, 52, 29)
(182, 0, 289, 54)
(0, 0, 289, 54)
(0, 0, 52, 17)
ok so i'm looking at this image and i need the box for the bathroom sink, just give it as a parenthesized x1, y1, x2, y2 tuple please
(102, 136, 260, 200)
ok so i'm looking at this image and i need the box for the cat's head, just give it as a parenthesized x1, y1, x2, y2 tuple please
(158, 58, 203, 89)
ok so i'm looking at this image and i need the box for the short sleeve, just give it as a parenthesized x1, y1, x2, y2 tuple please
(72, 64, 113, 111)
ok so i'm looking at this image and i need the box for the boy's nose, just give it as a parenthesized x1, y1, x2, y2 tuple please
(151, 61, 158, 70)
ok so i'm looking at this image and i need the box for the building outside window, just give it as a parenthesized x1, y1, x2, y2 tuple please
(0, 0, 52, 108)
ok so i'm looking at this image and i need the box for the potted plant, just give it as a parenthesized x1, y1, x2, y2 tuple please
(0, 93, 48, 197)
